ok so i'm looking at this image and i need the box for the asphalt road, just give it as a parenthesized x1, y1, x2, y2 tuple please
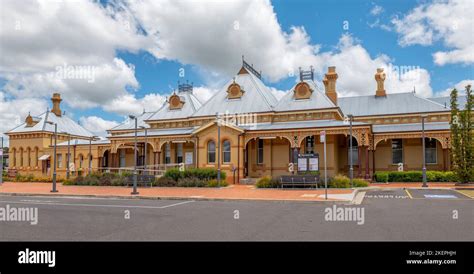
(0, 189, 472, 241)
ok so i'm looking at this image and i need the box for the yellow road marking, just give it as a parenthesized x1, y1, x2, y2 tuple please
(454, 189, 474, 199)
(405, 189, 413, 199)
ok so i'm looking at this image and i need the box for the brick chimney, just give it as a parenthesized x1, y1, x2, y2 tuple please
(51, 93, 62, 117)
(375, 68, 386, 97)
(323, 66, 338, 105)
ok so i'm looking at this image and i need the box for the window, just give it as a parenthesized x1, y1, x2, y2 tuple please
(80, 154, 84, 168)
(119, 150, 125, 167)
(347, 137, 358, 165)
(425, 138, 437, 164)
(27, 148, 31, 167)
(223, 140, 231, 163)
(19, 148, 23, 166)
(257, 139, 264, 164)
(207, 141, 216, 163)
(164, 143, 171, 164)
(305, 136, 314, 154)
(391, 139, 403, 164)
(176, 143, 183, 163)
(57, 154, 63, 168)
(34, 147, 39, 167)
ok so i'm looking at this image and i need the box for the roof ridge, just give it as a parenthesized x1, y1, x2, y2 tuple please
(247, 71, 276, 109)
(42, 111, 49, 131)
(412, 93, 448, 109)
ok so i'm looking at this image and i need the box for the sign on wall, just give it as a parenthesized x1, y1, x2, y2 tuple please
(297, 153, 319, 172)
(185, 152, 193, 165)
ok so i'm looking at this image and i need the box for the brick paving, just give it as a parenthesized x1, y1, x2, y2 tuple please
(0, 182, 354, 202)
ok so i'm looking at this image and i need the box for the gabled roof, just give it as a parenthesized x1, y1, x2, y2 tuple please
(146, 90, 202, 121)
(338, 92, 449, 117)
(191, 68, 278, 117)
(7, 111, 94, 137)
(109, 111, 156, 131)
(274, 80, 336, 112)
(428, 95, 467, 110)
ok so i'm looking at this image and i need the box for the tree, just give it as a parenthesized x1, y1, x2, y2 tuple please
(450, 85, 473, 183)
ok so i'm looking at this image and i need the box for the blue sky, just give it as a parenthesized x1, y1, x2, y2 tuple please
(0, 0, 472, 139)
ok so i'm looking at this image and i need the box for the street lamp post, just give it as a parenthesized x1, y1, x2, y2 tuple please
(422, 115, 428, 187)
(348, 114, 354, 188)
(216, 112, 221, 187)
(140, 126, 148, 175)
(66, 133, 71, 179)
(0, 136, 3, 185)
(130, 115, 139, 195)
(46, 121, 58, 193)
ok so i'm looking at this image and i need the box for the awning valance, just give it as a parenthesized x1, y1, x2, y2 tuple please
(38, 155, 50, 160)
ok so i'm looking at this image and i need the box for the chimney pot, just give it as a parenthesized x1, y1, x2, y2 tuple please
(324, 66, 338, 105)
(375, 68, 386, 97)
(51, 93, 62, 117)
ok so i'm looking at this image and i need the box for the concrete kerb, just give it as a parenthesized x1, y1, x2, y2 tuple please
(0, 192, 352, 204)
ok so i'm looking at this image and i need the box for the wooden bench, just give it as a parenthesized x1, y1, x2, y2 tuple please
(280, 175, 320, 188)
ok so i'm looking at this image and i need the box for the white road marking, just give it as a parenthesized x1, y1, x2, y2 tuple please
(301, 194, 318, 197)
(0, 200, 195, 209)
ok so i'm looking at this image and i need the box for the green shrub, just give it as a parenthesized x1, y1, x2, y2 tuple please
(353, 178, 369, 187)
(388, 171, 422, 182)
(374, 172, 388, 183)
(155, 176, 178, 187)
(329, 175, 351, 188)
(177, 176, 206, 187)
(255, 176, 281, 188)
(206, 179, 228, 187)
(164, 168, 183, 181)
(111, 176, 126, 186)
(164, 168, 226, 182)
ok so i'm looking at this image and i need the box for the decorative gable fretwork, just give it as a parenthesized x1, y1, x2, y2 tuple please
(293, 82, 313, 100)
(227, 81, 244, 99)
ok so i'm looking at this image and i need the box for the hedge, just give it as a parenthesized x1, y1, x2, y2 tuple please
(164, 168, 226, 181)
(374, 171, 458, 182)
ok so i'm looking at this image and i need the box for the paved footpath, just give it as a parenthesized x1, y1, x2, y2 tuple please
(0, 182, 355, 202)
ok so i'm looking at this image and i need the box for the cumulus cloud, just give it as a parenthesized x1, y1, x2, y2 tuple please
(0, 92, 49, 146)
(313, 34, 433, 97)
(437, 79, 474, 97)
(103, 93, 166, 115)
(126, 0, 320, 82)
(392, 0, 474, 65)
(0, 0, 148, 109)
(79, 116, 119, 136)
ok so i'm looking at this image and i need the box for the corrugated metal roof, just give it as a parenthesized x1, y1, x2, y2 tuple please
(241, 119, 367, 131)
(338, 92, 449, 117)
(111, 127, 196, 138)
(428, 95, 467, 110)
(146, 90, 202, 121)
(274, 80, 336, 111)
(57, 138, 110, 146)
(192, 70, 278, 117)
(7, 111, 94, 137)
(110, 111, 156, 131)
(373, 122, 450, 133)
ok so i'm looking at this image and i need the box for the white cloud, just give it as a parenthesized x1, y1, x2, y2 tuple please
(103, 93, 166, 116)
(437, 79, 474, 97)
(193, 86, 219, 102)
(79, 116, 119, 137)
(391, 0, 474, 65)
(370, 5, 384, 16)
(0, 0, 148, 108)
(125, 0, 320, 83)
(314, 34, 433, 97)
(0, 92, 49, 146)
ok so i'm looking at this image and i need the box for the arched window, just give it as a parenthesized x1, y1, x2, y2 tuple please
(164, 143, 171, 164)
(34, 147, 39, 167)
(19, 147, 24, 167)
(207, 141, 216, 163)
(222, 140, 231, 163)
(348, 137, 358, 165)
(79, 154, 84, 168)
(27, 147, 31, 167)
(11, 148, 16, 167)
